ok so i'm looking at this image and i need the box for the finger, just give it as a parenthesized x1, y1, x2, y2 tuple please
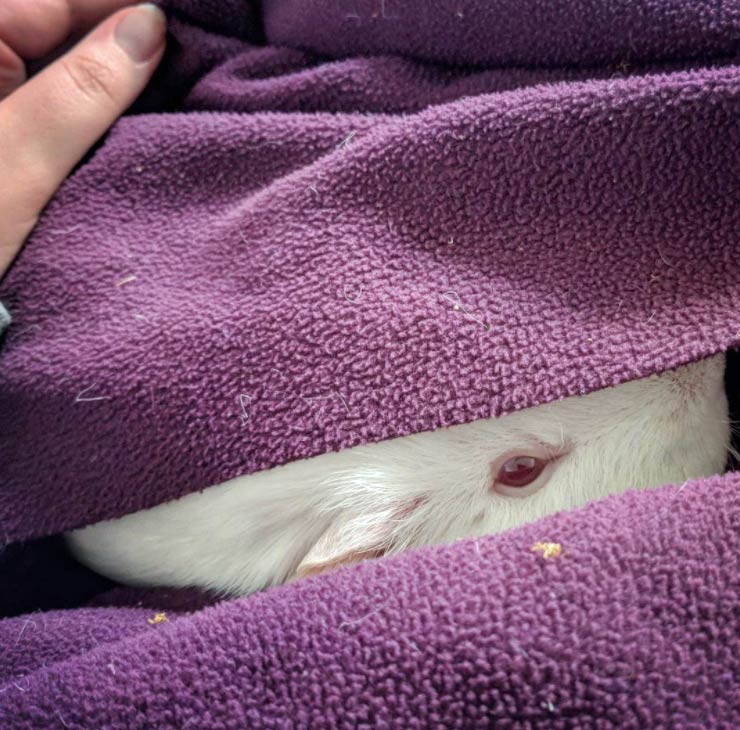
(0, 38, 25, 99)
(0, 0, 139, 60)
(0, 4, 166, 276)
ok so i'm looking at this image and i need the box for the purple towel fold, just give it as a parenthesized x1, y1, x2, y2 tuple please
(1, 0, 740, 727)
(4, 474, 740, 728)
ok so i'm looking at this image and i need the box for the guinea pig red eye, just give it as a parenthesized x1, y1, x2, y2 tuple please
(497, 456, 547, 487)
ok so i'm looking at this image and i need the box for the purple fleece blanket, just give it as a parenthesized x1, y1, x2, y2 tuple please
(2, 0, 740, 726)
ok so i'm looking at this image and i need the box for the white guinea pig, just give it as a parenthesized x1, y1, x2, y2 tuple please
(67, 354, 730, 596)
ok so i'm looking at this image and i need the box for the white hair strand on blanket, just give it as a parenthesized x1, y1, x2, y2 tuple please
(51, 224, 83, 236)
(302, 392, 351, 416)
(442, 290, 490, 331)
(238, 394, 253, 424)
(671, 480, 691, 499)
(12, 679, 29, 693)
(342, 283, 364, 304)
(14, 617, 36, 646)
(337, 131, 356, 149)
(339, 607, 382, 628)
(334, 391, 351, 414)
(75, 385, 111, 403)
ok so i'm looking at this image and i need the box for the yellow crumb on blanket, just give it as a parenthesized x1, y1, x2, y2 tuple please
(147, 612, 169, 625)
(531, 542, 562, 559)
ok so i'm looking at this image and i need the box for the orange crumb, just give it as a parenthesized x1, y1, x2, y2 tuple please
(147, 612, 169, 625)
(531, 542, 562, 559)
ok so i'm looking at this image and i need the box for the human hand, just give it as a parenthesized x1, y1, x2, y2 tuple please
(0, 1, 167, 278)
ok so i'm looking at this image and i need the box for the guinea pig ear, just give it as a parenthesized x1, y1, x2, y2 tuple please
(292, 513, 391, 580)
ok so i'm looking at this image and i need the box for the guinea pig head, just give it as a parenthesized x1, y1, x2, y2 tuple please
(295, 354, 730, 579)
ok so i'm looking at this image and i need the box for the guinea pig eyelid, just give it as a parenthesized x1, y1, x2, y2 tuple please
(496, 442, 570, 466)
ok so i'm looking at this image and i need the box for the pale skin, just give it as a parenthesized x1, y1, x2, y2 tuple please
(0, 1, 167, 278)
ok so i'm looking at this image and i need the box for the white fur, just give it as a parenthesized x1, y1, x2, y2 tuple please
(67, 354, 730, 596)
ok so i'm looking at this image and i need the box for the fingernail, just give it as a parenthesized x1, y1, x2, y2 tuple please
(114, 4, 166, 63)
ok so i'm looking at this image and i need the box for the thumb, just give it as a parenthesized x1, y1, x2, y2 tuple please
(0, 3, 166, 276)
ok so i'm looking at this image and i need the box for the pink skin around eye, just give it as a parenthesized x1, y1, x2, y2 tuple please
(497, 455, 547, 487)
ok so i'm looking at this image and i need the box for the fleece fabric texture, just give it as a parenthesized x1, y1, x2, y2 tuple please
(1, 0, 740, 727)
(3, 474, 740, 729)
(0, 1, 739, 543)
